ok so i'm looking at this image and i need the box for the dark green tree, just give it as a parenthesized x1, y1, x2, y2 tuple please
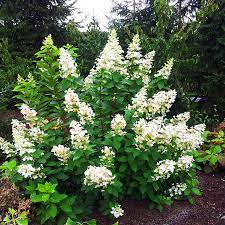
(189, 0, 225, 120)
(66, 19, 108, 76)
(0, 0, 76, 57)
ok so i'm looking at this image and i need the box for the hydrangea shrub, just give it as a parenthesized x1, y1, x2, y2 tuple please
(0, 31, 205, 223)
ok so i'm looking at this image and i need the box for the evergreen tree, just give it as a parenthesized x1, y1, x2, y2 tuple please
(0, 0, 76, 57)
(67, 19, 108, 76)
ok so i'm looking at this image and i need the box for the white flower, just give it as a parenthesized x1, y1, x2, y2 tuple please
(70, 120, 89, 150)
(18, 164, 43, 179)
(84, 68, 95, 88)
(95, 29, 126, 73)
(78, 102, 95, 124)
(168, 183, 187, 197)
(140, 51, 155, 72)
(101, 146, 115, 158)
(157, 121, 205, 152)
(172, 112, 191, 124)
(154, 58, 174, 79)
(20, 104, 37, 122)
(177, 155, 194, 171)
(0, 137, 14, 157)
(100, 146, 115, 166)
(12, 120, 35, 157)
(111, 114, 126, 136)
(175, 123, 205, 152)
(58, 48, 78, 78)
(84, 165, 115, 188)
(147, 90, 177, 116)
(64, 89, 95, 124)
(29, 127, 45, 142)
(52, 145, 70, 163)
(110, 204, 124, 218)
(134, 117, 164, 149)
(153, 159, 176, 180)
(126, 34, 142, 64)
(128, 87, 148, 115)
(43, 34, 53, 46)
(64, 88, 80, 112)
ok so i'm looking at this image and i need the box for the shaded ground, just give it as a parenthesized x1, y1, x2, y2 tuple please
(0, 110, 22, 121)
(94, 172, 225, 225)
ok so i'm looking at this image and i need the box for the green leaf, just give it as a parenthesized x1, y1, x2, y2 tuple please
(118, 156, 127, 162)
(72, 150, 83, 160)
(46, 204, 58, 218)
(113, 138, 121, 150)
(209, 155, 218, 166)
(31, 194, 44, 203)
(65, 218, 76, 225)
(188, 196, 194, 204)
(119, 164, 127, 172)
(212, 145, 221, 154)
(37, 182, 56, 193)
(60, 204, 73, 213)
(86, 219, 97, 225)
(130, 162, 138, 172)
(192, 188, 201, 196)
(50, 192, 67, 203)
(113, 222, 119, 225)
(17, 219, 28, 225)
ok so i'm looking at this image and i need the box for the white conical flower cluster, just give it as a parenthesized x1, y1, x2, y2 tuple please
(20, 104, 37, 123)
(147, 90, 177, 116)
(126, 34, 142, 64)
(52, 145, 70, 163)
(152, 155, 194, 181)
(154, 58, 174, 79)
(64, 88, 95, 124)
(100, 146, 115, 167)
(140, 51, 156, 72)
(29, 127, 45, 142)
(127, 87, 148, 115)
(111, 114, 127, 136)
(18, 164, 44, 179)
(12, 119, 35, 157)
(43, 34, 54, 46)
(128, 89, 177, 118)
(134, 116, 205, 152)
(153, 159, 176, 181)
(84, 68, 95, 89)
(64, 88, 80, 112)
(95, 29, 125, 73)
(84, 165, 115, 188)
(0, 137, 14, 157)
(134, 117, 164, 148)
(70, 120, 90, 150)
(58, 48, 79, 78)
(171, 112, 191, 124)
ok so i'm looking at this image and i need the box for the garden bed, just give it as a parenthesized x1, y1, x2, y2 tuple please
(94, 171, 225, 225)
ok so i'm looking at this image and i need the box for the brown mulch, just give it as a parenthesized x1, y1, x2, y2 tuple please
(93, 171, 225, 225)
(0, 110, 22, 121)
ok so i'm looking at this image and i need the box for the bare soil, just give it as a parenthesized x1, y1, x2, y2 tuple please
(94, 171, 225, 225)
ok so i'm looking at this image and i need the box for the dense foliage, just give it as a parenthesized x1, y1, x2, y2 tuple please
(0, 0, 76, 57)
(0, 31, 205, 224)
(0, 39, 32, 110)
(195, 123, 225, 173)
